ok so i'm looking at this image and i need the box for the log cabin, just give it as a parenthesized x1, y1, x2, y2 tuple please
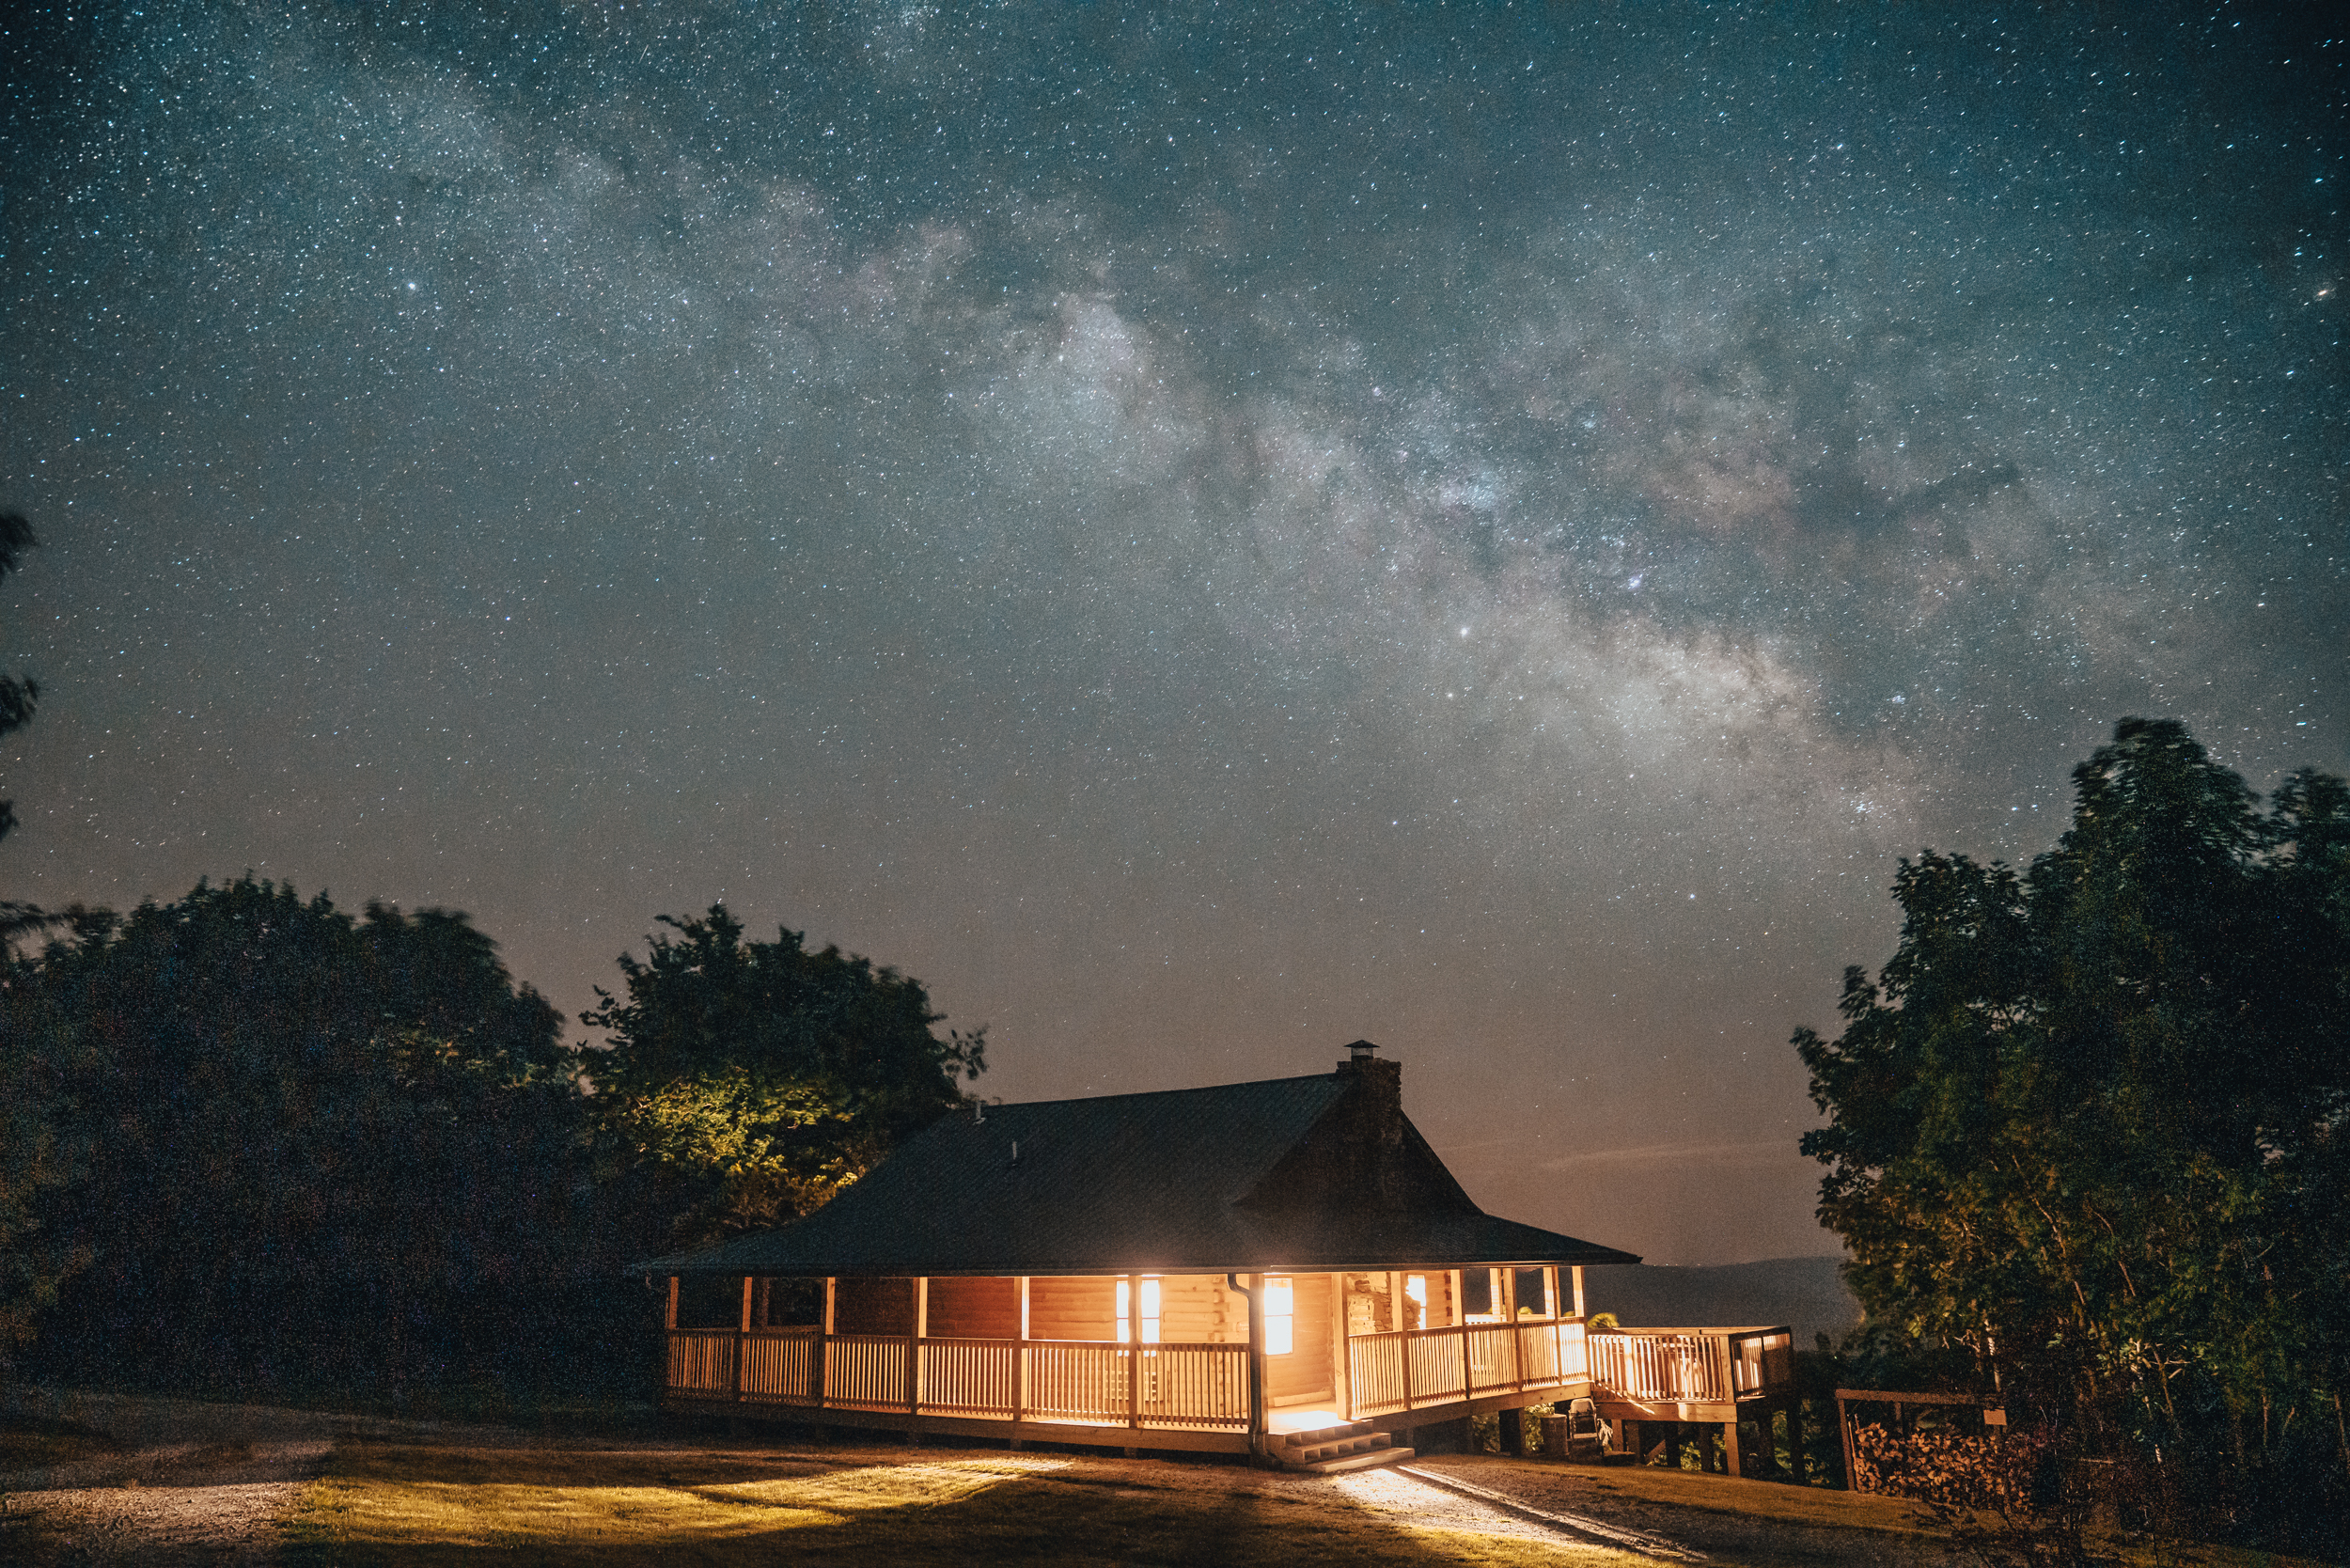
(637, 1041, 1802, 1475)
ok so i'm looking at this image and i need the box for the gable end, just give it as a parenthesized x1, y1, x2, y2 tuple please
(1234, 1057, 1480, 1216)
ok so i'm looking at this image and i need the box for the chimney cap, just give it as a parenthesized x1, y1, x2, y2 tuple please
(1345, 1039, 1379, 1060)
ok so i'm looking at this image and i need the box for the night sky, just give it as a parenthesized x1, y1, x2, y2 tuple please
(3, 4, 2342, 1264)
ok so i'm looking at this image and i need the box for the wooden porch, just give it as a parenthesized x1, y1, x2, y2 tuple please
(659, 1268, 1799, 1471)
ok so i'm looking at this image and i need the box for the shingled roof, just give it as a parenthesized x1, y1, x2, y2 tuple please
(639, 1054, 1639, 1277)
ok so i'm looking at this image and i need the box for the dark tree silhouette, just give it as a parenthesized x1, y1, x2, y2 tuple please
(1796, 719, 2350, 1548)
(0, 510, 37, 854)
(0, 510, 60, 1365)
(10, 879, 619, 1397)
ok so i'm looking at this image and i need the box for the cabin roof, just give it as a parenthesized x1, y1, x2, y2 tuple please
(636, 1060, 1640, 1277)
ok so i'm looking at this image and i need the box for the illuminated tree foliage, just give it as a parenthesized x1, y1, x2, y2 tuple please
(1797, 718, 2350, 1543)
(584, 905, 985, 1247)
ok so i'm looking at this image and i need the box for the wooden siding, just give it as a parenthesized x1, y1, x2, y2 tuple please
(1160, 1273, 1241, 1343)
(1027, 1277, 1116, 1341)
(927, 1276, 1017, 1340)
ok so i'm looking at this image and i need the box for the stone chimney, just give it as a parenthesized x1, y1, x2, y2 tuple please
(1335, 1038, 1404, 1168)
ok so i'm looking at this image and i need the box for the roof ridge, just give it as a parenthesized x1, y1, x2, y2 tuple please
(981, 1072, 1342, 1113)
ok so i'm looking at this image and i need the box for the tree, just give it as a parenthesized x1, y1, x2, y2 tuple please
(0, 931, 96, 1370)
(0, 510, 62, 1372)
(583, 905, 985, 1247)
(10, 878, 611, 1396)
(0, 509, 37, 854)
(1796, 719, 2350, 1546)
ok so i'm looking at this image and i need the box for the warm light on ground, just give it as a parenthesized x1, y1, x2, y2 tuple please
(285, 1441, 1654, 1565)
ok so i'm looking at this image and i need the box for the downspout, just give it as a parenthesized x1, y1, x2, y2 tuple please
(1228, 1272, 1267, 1464)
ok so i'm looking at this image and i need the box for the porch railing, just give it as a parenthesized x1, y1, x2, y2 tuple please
(669, 1320, 1789, 1428)
(1586, 1326, 1795, 1405)
(1347, 1318, 1591, 1419)
(666, 1330, 1249, 1432)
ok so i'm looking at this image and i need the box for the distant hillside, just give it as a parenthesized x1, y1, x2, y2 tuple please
(1580, 1256, 1860, 1347)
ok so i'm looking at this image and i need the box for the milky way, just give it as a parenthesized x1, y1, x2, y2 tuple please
(4, 4, 2342, 1261)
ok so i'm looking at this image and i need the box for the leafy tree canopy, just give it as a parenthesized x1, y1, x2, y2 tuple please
(6, 876, 598, 1392)
(0, 510, 38, 852)
(583, 904, 984, 1246)
(1795, 718, 2350, 1527)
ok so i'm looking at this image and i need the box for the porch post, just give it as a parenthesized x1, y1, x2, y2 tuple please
(1126, 1273, 1142, 1431)
(735, 1276, 752, 1403)
(911, 1277, 929, 1417)
(662, 1276, 679, 1395)
(821, 1277, 837, 1410)
(1329, 1274, 1352, 1419)
(1501, 1269, 1524, 1392)
(1447, 1269, 1465, 1402)
(1011, 1277, 1029, 1447)
(1571, 1265, 1586, 1319)
(1724, 1415, 1745, 1479)
(1229, 1273, 1266, 1463)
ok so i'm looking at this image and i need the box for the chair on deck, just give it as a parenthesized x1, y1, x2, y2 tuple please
(1562, 1396, 1605, 1460)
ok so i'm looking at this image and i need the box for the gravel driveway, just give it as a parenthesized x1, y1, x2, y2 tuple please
(0, 1388, 560, 1566)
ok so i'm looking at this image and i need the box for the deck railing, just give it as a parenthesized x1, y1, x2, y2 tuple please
(667, 1327, 738, 1395)
(744, 1328, 819, 1402)
(1587, 1326, 1795, 1405)
(667, 1330, 1250, 1432)
(920, 1337, 1019, 1417)
(668, 1320, 1789, 1428)
(1346, 1318, 1590, 1419)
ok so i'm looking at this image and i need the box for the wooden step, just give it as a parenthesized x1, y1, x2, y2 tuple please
(1287, 1444, 1416, 1476)
(1277, 1420, 1409, 1472)
(1277, 1422, 1367, 1449)
(1286, 1431, 1392, 1465)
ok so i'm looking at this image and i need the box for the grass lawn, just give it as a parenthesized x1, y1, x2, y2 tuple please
(1438, 1456, 2340, 1568)
(286, 1441, 1656, 1566)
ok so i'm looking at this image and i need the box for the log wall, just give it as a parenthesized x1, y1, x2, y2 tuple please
(927, 1276, 1018, 1339)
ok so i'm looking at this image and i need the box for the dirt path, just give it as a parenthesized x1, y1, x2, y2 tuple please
(2, 1390, 324, 1566)
(0, 1388, 594, 1566)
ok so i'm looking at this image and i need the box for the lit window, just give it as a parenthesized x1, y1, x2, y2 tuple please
(1264, 1277, 1294, 1355)
(1403, 1274, 1427, 1331)
(1115, 1278, 1162, 1344)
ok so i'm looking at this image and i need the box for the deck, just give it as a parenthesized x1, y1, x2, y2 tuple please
(1588, 1325, 1795, 1422)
